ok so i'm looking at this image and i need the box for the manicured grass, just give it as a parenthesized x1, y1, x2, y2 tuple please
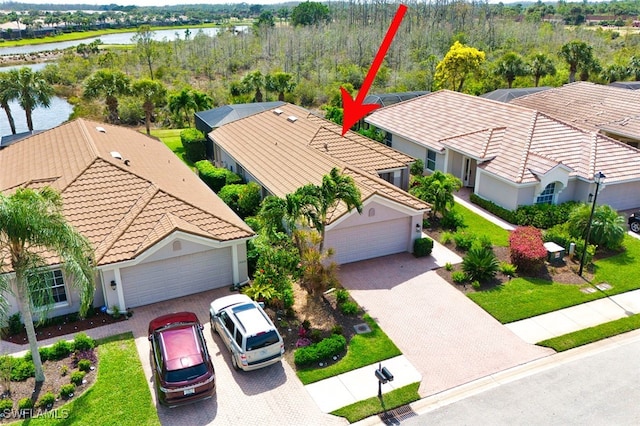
(538, 314, 640, 352)
(331, 382, 420, 423)
(452, 203, 510, 247)
(149, 128, 192, 167)
(468, 236, 640, 324)
(29, 333, 159, 426)
(297, 315, 401, 385)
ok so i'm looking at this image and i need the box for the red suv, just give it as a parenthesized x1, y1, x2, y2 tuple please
(148, 312, 215, 407)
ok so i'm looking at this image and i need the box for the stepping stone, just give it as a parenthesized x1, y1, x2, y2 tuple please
(581, 287, 597, 294)
(354, 323, 371, 334)
(596, 283, 612, 291)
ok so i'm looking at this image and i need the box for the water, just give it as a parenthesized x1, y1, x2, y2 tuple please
(0, 96, 73, 137)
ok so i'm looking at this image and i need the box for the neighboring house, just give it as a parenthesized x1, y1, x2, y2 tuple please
(365, 89, 640, 211)
(510, 82, 640, 148)
(0, 119, 254, 317)
(609, 81, 640, 90)
(209, 103, 430, 264)
(480, 87, 552, 103)
(363, 91, 430, 108)
(0, 131, 39, 150)
(195, 101, 286, 160)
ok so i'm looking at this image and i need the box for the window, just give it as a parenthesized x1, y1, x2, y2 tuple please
(536, 182, 556, 204)
(426, 150, 436, 171)
(384, 132, 392, 147)
(32, 269, 68, 307)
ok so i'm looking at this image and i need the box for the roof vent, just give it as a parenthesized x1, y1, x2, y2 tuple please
(287, 115, 298, 123)
(273, 108, 284, 115)
(110, 151, 122, 160)
(124, 159, 130, 166)
(96, 126, 106, 133)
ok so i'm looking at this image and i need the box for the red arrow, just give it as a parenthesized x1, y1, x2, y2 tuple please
(341, 4, 408, 136)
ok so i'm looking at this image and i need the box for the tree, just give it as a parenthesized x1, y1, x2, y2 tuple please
(529, 53, 556, 87)
(83, 69, 131, 123)
(132, 25, 159, 80)
(168, 88, 197, 127)
(131, 78, 167, 135)
(434, 41, 485, 92)
(629, 56, 640, 81)
(567, 204, 625, 250)
(600, 64, 630, 84)
(11, 68, 54, 132)
(0, 72, 18, 135)
(559, 40, 595, 83)
(410, 171, 462, 218)
(0, 187, 95, 383)
(265, 72, 296, 101)
(191, 89, 213, 112)
(254, 11, 275, 30)
(494, 52, 529, 88)
(241, 71, 265, 102)
(291, 1, 331, 26)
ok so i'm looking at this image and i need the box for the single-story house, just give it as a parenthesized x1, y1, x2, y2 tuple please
(479, 87, 552, 103)
(209, 103, 430, 264)
(0, 119, 254, 317)
(510, 81, 640, 148)
(365, 89, 640, 211)
(195, 101, 286, 160)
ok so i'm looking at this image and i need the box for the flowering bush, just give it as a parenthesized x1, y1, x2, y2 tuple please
(509, 226, 547, 275)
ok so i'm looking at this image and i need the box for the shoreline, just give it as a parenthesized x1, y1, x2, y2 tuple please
(0, 50, 63, 67)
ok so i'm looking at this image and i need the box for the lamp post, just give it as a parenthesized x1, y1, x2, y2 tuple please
(579, 171, 606, 276)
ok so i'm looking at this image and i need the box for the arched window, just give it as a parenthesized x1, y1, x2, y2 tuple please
(536, 182, 556, 204)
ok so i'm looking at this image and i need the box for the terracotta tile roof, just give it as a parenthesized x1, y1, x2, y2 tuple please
(0, 119, 254, 267)
(510, 82, 640, 138)
(210, 104, 428, 221)
(366, 89, 640, 184)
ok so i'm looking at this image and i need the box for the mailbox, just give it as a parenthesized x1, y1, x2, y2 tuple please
(375, 365, 394, 384)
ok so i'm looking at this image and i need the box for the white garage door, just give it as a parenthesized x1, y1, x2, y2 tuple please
(121, 248, 232, 308)
(326, 217, 411, 264)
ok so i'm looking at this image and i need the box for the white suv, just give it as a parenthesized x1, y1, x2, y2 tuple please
(209, 294, 284, 371)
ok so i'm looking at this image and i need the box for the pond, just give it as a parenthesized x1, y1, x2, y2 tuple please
(0, 96, 73, 137)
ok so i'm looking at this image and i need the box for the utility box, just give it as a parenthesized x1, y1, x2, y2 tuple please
(543, 242, 565, 264)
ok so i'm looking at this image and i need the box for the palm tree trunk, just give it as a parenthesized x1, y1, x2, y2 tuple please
(144, 107, 151, 135)
(25, 109, 34, 132)
(15, 271, 45, 382)
(2, 103, 17, 134)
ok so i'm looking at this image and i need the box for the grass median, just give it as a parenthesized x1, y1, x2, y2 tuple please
(331, 382, 420, 423)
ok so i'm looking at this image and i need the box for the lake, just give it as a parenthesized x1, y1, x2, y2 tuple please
(0, 96, 73, 137)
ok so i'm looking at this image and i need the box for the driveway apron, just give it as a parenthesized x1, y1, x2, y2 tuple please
(338, 253, 554, 397)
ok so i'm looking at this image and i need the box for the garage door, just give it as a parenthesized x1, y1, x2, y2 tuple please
(121, 248, 232, 308)
(325, 217, 411, 264)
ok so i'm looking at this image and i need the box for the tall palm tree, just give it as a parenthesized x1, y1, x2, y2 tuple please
(265, 72, 296, 101)
(191, 90, 213, 112)
(529, 53, 556, 87)
(494, 52, 528, 88)
(0, 187, 95, 383)
(168, 88, 197, 127)
(242, 71, 265, 102)
(410, 170, 461, 218)
(12, 67, 54, 132)
(132, 78, 167, 135)
(83, 69, 131, 123)
(559, 40, 594, 83)
(0, 72, 18, 135)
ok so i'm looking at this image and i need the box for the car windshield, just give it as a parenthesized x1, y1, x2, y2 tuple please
(164, 363, 208, 383)
(246, 331, 280, 351)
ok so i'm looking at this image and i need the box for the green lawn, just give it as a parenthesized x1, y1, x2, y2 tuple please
(149, 128, 192, 167)
(538, 314, 640, 351)
(331, 382, 420, 423)
(468, 235, 640, 323)
(452, 203, 510, 247)
(28, 333, 159, 426)
(297, 315, 401, 385)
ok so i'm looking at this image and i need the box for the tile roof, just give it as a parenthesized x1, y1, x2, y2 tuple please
(0, 119, 254, 267)
(510, 82, 640, 138)
(366, 89, 640, 184)
(210, 103, 428, 220)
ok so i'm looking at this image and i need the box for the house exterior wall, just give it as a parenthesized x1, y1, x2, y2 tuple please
(596, 181, 640, 211)
(446, 151, 464, 181)
(391, 134, 445, 172)
(475, 172, 523, 210)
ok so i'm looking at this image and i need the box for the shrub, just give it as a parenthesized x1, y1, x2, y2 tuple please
(331, 324, 343, 335)
(410, 158, 424, 176)
(514, 201, 580, 229)
(309, 329, 323, 343)
(473, 234, 493, 250)
(453, 232, 475, 251)
(218, 182, 262, 218)
(70, 371, 86, 386)
(472, 280, 481, 290)
(59, 383, 75, 399)
(499, 262, 518, 277)
(7, 312, 22, 336)
(180, 128, 206, 162)
(60, 365, 69, 376)
(73, 333, 95, 351)
(0, 399, 12, 412)
(440, 231, 454, 245)
(195, 160, 242, 192)
(413, 237, 434, 257)
(294, 334, 347, 366)
(509, 226, 547, 275)
(462, 246, 500, 282)
(11, 358, 35, 381)
(72, 349, 97, 368)
(77, 359, 92, 372)
(50, 340, 73, 361)
(37, 392, 56, 409)
(18, 397, 33, 410)
(340, 301, 360, 315)
(440, 210, 466, 230)
(335, 289, 349, 304)
(451, 271, 467, 283)
(543, 224, 571, 250)
(38, 346, 52, 362)
(470, 193, 516, 224)
(567, 203, 625, 251)
(445, 262, 453, 271)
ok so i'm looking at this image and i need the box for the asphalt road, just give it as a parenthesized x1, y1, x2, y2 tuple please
(403, 337, 640, 426)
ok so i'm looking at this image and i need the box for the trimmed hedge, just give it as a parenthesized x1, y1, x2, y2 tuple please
(470, 193, 516, 224)
(195, 160, 242, 192)
(218, 182, 262, 218)
(509, 226, 547, 275)
(413, 237, 434, 257)
(294, 334, 347, 366)
(180, 128, 206, 162)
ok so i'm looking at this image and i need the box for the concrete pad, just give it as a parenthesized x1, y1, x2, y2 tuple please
(305, 377, 357, 413)
(530, 311, 583, 336)
(429, 238, 463, 267)
(611, 290, 640, 313)
(505, 320, 556, 344)
(561, 303, 615, 327)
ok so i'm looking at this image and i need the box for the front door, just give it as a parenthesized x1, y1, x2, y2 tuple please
(463, 157, 472, 187)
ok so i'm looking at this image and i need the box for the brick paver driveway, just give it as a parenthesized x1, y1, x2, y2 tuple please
(338, 253, 554, 397)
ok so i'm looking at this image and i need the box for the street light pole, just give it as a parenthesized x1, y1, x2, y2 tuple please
(579, 171, 606, 276)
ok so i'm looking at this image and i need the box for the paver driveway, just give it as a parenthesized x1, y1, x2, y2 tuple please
(338, 253, 554, 397)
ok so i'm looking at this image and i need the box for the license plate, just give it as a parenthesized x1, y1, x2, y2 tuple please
(183, 387, 195, 396)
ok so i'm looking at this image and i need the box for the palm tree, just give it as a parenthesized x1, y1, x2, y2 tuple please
(132, 78, 167, 135)
(494, 52, 529, 88)
(168, 88, 197, 127)
(410, 171, 461, 218)
(265, 72, 296, 101)
(0, 72, 18, 135)
(242, 71, 265, 102)
(0, 187, 95, 383)
(12, 67, 54, 132)
(191, 90, 213, 112)
(529, 53, 556, 87)
(559, 40, 595, 83)
(83, 69, 131, 123)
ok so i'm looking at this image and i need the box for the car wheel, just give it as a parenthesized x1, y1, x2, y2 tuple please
(631, 221, 640, 233)
(231, 354, 240, 371)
